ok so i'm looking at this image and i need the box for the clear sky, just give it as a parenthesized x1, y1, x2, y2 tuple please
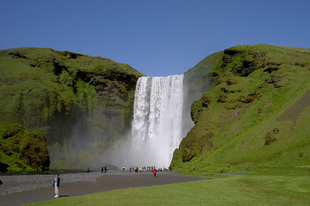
(1, 0, 309, 77)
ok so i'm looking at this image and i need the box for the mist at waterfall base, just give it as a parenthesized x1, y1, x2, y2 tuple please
(102, 75, 194, 169)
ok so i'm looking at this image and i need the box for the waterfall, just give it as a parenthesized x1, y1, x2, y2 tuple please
(131, 75, 185, 168)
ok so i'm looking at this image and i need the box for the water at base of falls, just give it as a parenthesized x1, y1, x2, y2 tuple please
(130, 75, 185, 168)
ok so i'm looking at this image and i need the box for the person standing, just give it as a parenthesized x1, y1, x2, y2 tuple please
(101, 166, 104, 173)
(153, 168, 157, 177)
(53, 174, 60, 198)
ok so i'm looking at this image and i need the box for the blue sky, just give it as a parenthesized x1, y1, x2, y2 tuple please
(1, 0, 309, 76)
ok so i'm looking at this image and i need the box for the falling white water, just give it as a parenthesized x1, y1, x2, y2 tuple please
(130, 75, 185, 168)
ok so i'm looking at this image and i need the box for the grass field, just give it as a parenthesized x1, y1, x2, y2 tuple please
(26, 174, 310, 206)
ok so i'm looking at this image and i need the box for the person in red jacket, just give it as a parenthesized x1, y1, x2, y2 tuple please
(153, 168, 157, 177)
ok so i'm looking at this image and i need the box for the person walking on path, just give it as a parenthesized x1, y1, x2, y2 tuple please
(53, 174, 60, 198)
(153, 168, 157, 177)
(101, 166, 104, 173)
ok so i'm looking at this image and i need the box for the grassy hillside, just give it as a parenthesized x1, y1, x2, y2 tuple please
(0, 47, 143, 171)
(172, 44, 310, 175)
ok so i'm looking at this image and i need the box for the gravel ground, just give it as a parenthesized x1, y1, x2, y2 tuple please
(0, 171, 104, 196)
(0, 170, 205, 206)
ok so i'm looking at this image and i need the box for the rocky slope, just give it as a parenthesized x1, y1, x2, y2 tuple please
(0, 47, 142, 171)
(172, 44, 310, 175)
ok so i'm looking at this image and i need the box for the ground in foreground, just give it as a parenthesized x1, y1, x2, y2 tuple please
(27, 174, 310, 206)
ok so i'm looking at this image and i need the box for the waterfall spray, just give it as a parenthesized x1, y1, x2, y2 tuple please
(102, 74, 194, 169)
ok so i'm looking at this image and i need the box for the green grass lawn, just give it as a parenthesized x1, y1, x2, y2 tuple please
(26, 175, 310, 206)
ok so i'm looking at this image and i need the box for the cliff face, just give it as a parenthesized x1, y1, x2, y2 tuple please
(172, 45, 310, 175)
(0, 124, 50, 172)
(0, 47, 143, 171)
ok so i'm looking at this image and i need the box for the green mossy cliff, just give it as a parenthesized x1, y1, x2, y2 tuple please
(0, 47, 142, 171)
(172, 44, 310, 175)
(0, 124, 49, 172)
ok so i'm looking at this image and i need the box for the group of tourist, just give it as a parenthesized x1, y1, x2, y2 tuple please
(101, 165, 108, 173)
(126, 166, 158, 177)
(128, 166, 142, 173)
(125, 166, 173, 177)
(127, 166, 170, 173)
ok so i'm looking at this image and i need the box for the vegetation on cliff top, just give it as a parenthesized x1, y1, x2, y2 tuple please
(0, 47, 143, 171)
(172, 44, 310, 175)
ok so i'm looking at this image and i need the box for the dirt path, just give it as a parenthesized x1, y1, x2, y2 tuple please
(0, 171, 205, 206)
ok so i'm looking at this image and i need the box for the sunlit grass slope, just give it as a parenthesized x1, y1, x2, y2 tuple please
(27, 175, 310, 206)
(172, 44, 310, 175)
